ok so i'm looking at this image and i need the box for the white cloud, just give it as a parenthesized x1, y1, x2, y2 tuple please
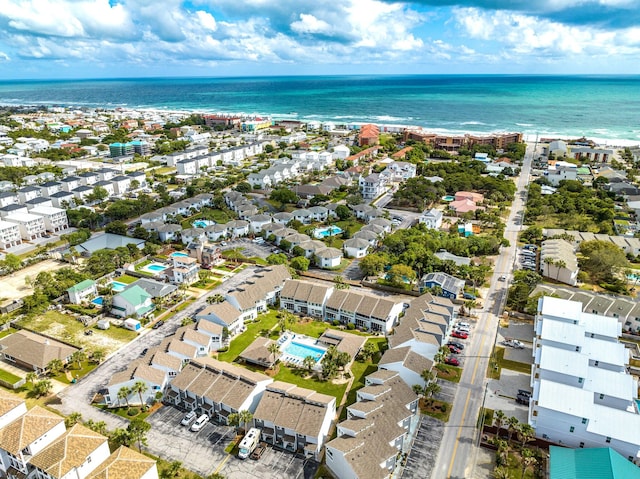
(291, 14, 332, 35)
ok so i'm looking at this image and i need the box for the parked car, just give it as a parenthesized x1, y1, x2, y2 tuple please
(503, 339, 525, 349)
(140, 348, 149, 357)
(447, 345, 461, 354)
(190, 414, 210, 432)
(516, 393, 531, 405)
(220, 241, 228, 246)
(498, 275, 506, 281)
(462, 292, 476, 300)
(181, 411, 197, 426)
(250, 442, 267, 460)
(455, 324, 471, 333)
(444, 356, 460, 366)
(451, 330, 469, 339)
(447, 341, 465, 350)
(518, 389, 532, 397)
(152, 320, 164, 330)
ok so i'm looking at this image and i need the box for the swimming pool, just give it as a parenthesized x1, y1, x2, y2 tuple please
(142, 262, 169, 274)
(192, 220, 214, 228)
(92, 297, 103, 306)
(170, 252, 189, 258)
(442, 195, 455, 202)
(313, 226, 343, 239)
(110, 281, 127, 292)
(282, 341, 327, 362)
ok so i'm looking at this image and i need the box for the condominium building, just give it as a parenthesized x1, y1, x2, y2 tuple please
(4, 213, 45, 240)
(30, 206, 69, 233)
(0, 220, 22, 249)
(529, 296, 640, 462)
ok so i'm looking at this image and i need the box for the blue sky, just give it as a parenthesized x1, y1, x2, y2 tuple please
(0, 0, 638, 79)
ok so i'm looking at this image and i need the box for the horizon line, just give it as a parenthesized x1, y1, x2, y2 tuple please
(2, 73, 640, 82)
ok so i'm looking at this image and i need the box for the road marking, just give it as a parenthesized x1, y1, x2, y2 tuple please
(214, 453, 231, 474)
(446, 293, 493, 478)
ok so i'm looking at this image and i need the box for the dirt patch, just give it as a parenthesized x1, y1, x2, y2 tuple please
(0, 259, 68, 303)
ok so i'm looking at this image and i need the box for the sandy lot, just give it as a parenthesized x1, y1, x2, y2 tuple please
(0, 259, 69, 303)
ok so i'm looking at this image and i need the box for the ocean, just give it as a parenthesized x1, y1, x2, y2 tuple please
(1, 75, 639, 144)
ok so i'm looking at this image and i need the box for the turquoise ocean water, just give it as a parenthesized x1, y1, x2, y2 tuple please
(0, 75, 638, 143)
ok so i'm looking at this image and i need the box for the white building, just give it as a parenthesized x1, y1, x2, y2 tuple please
(30, 206, 69, 233)
(4, 213, 46, 240)
(0, 221, 22, 249)
(529, 296, 640, 462)
(359, 173, 388, 200)
(419, 208, 443, 229)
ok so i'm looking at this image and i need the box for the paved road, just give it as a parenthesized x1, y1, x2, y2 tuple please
(429, 144, 534, 479)
(52, 266, 260, 428)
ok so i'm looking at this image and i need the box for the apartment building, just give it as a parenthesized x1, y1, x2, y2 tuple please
(529, 296, 640, 462)
(325, 371, 419, 479)
(359, 173, 388, 200)
(324, 288, 403, 334)
(0, 220, 22, 249)
(280, 280, 334, 318)
(30, 206, 69, 233)
(252, 381, 336, 460)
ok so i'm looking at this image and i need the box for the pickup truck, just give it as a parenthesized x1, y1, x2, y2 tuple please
(250, 442, 267, 460)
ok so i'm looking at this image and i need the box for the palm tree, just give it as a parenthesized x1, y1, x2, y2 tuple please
(507, 416, 520, 444)
(543, 256, 554, 277)
(421, 369, 436, 389)
(303, 355, 315, 373)
(554, 259, 566, 281)
(131, 380, 149, 409)
(412, 384, 424, 397)
(91, 349, 105, 364)
(494, 410, 506, 436)
(47, 358, 64, 376)
(25, 371, 38, 385)
(267, 342, 280, 366)
(424, 382, 441, 406)
(520, 448, 536, 479)
(70, 350, 86, 370)
(65, 412, 83, 428)
(238, 409, 253, 434)
(34, 379, 53, 398)
(118, 386, 131, 407)
(517, 423, 535, 448)
(492, 465, 511, 479)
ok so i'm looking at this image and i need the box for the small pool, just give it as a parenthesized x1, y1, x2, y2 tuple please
(170, 252, 189, 258)
(142, 262, 169, 273)
(91, 297, 103, 306)
(193, 220, 214, 228)
(627, 273, 640, 281)
(314, 226, 343, 239)
(282, 341, 327, 362)
(110, 281, 127, 292)
(442, 195, 455, 202)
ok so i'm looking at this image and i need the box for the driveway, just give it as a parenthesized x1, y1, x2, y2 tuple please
(52, 266, 260, 428)
(485, 369, 531, 423)
(223, 447, 317, 479)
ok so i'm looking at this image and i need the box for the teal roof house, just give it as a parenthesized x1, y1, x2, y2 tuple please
(67, 279, 97, 304)
(111, 285, 154, 318)
(550, 446, 640, 479)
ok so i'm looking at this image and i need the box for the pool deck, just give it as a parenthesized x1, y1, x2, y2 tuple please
(278, 332, 326, 369)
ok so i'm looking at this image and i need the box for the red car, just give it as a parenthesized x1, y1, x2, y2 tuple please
(444, 356, 460, 366)
(451, 330, 469, 339)
(447, 344, 461, 354)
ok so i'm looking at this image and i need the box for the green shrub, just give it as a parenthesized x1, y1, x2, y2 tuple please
(127, 407, 139, 416)
(346, 323, 356, 330)
(332, 319, 340, 326)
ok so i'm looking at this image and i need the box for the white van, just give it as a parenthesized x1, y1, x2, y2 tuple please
(190, 414, 209, 432)
(238, 428, 261, 459)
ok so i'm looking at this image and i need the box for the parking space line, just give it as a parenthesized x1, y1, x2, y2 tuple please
(213, 453, 231, 474)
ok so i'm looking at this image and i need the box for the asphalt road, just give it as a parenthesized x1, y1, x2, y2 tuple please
(52, 266, 260, 427)
(429, 144, 534, 479)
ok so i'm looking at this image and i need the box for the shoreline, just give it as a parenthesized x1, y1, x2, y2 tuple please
(3, 102, 639, 148)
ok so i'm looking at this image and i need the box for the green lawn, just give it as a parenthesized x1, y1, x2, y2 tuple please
(288, 319, 371, 338)
(217, 310, 280, 363)
(0, 327, 17, 339)
(335, 220, 364, 236)
(51, 359, 98, 384)
(274, 365, 348, 401)
(117, 275, 138, 284)
(436, 363, 462, 383)
(0, 367, 21, 386)
(489, 347, 531, 378)
(421, 398, 452, 422)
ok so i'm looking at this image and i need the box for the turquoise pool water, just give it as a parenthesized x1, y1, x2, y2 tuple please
(92, 297, 103, 305)
(146, 263, 168, 272)
(314, 226, 343, 238)
(636, 399, 640, 412)
(442, 195, 455, 202)
(282, 341, 326, 362)
(171, 252, 189, 258)
(627, 273, 640, 281)
(110, 281, 127, 292)
(193, 220, 214, 228)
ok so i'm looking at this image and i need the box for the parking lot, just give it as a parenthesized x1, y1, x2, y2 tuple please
(402, 416, 445, 479)
(222, 238, 274, 259)
(146, 406, 318, 479)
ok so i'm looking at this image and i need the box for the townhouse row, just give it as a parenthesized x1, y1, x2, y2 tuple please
(0, 390, 158, 479)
